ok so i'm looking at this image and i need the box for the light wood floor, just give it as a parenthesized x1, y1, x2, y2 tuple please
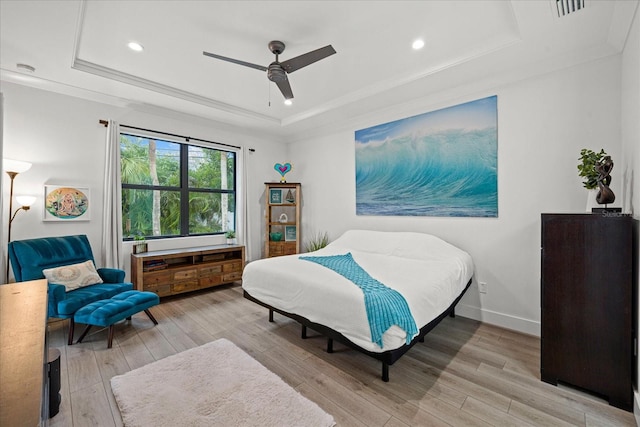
(47, 283, 635, 427)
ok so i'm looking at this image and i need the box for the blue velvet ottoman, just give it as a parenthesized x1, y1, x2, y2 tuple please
(74, 290, 159, 348)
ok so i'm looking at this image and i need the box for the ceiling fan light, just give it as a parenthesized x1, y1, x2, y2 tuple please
(284, 99, 293, 106)
(127, 41, 144, 52)
(412, 39, 425, 50)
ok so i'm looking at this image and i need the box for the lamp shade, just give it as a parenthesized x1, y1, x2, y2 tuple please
(16, 195, 36, 207)
(3, 159, 32, 174)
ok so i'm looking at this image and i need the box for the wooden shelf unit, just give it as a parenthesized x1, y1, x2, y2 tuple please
(131, 245, 245, 297)
(265, 182, 301, 258)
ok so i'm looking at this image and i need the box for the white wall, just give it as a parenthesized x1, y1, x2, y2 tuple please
(289, 55, 623, 336)
(1, 82, 288, 279)
(619, 5, 640, 420)
(0, 51, 629, 338)
(621, 8, 640, 217)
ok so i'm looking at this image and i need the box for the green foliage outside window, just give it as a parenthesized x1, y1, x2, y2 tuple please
(121, 133, 236, 239)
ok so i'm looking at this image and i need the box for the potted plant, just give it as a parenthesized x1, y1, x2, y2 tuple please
(225, 230, 236, 245)
(132, 233, 147, 254)
(577, 148, 615, 208)
(304, 231, 329, 252)
(577, 148, 607, 190)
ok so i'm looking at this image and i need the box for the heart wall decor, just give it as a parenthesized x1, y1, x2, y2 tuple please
(274, 162, 292, 183)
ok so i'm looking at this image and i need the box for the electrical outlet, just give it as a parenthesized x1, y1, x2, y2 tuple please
(478, 281, 488, 294)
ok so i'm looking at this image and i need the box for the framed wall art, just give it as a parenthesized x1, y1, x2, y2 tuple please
(284, 225, 297, 241)
(355, 95, 498, 217)
(269, 188, 283, 204)
(43, 185, 91, 221)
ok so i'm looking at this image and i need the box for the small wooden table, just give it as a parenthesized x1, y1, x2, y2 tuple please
(0, 279, 48, 426)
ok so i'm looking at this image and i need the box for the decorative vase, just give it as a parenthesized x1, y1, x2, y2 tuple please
(133, 242, 147, 254)
(596, 184, 615, 205)
(270, 232, 282, 241)
(585, 189, 599, 212)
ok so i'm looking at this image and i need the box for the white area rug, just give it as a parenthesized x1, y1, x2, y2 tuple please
(111, 338, 335, 427)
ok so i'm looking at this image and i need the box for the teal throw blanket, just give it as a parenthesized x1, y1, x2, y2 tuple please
(300, 253, 418, 347)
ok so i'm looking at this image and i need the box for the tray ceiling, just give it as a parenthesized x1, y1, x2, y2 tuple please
(1, 1, 636, 141)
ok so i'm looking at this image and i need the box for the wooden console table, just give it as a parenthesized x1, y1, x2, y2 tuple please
(0, 279, 48, 426)
(131, 245, 245, 297)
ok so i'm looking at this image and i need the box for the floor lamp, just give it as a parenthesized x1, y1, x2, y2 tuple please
(4, 159, 33, 282)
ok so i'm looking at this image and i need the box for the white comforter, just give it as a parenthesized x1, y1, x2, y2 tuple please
(242, 230, 474, 353)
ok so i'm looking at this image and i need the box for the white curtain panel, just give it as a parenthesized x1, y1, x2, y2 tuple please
(240, 147, 251, 261)
(0, 93, 5, 281)
(101, 120, 123, 269)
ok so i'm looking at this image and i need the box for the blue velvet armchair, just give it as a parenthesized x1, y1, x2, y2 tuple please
(8, 234, 132, 344)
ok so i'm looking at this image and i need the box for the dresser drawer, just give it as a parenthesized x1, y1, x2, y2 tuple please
(200, 265, 223, 275)
(173, 269, 198, 281)
(172, 280, 199, 293)
(223, 272, 242, 282)
(222, 261, 243, 273)
(145, 283, 172, 297)
(144, 271, 171, 286)
(283, 243, 297, 255)
(199, 275, 223, 288)
(269, 243, 284, 256)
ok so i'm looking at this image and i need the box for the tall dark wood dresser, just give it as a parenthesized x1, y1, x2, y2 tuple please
(541, 213, 637, 411)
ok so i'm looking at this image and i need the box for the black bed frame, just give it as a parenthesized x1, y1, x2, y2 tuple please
(243, 278, 472, 382)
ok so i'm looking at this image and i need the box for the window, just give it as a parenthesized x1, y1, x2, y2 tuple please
(120, 133, 236, 240)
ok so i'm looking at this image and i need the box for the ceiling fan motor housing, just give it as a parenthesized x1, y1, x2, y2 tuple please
(267, 63, 286, 82)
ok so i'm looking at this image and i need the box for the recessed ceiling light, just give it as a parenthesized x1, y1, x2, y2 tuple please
(16, 63, 36, 73)
(412, 39, 425, 50)
(284, 99, 293, 106)
(127, 42, 144, 52)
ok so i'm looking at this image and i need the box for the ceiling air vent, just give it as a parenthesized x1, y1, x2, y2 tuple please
(555, 0, 585, 17)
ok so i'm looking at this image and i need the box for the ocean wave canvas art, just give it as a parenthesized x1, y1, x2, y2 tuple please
(355, 96, 498, 217)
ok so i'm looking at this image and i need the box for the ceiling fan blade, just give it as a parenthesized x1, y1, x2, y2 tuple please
(274, 75, 294, 100)
(281, 45, 336, 74)
(202, 51, 268, 72)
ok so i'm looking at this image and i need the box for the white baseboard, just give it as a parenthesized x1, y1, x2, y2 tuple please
(455, 303, 541, 337)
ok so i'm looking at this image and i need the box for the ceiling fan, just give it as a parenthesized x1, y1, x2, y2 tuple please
(203, 40, 336, 100)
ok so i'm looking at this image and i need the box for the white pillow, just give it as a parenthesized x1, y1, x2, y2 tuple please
(43, 260, 103, 291)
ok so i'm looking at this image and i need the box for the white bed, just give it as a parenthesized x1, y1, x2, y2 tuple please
(243, 230, 474, 369)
